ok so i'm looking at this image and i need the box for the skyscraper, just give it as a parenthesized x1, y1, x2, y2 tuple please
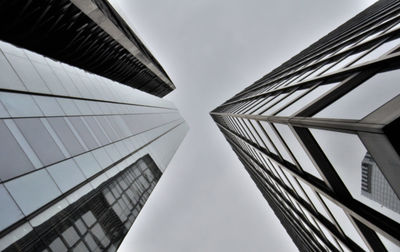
(211, 0, 400, 251)
(0, 1, 188, 251)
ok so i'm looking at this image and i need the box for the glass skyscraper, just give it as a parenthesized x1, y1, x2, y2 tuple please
(211, 0, 400, 251)
(0, 1, 188, 251)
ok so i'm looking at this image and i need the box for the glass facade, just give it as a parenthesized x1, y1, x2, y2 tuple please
(0, 32, 188, 251)
(2, 155, 161, 252)
(211, 0, 400, 251)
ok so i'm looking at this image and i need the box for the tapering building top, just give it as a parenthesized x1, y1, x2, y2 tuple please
(0, 0, 174, 97)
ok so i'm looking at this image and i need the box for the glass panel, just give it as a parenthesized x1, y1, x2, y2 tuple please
(0, 184, 24, 231)
(377, 232, 400, 252)
(355, 37, 400, 65)
(306, 61, 336, 79)
(0, 51, 26, 91)
(5, 169, 62, 215)
(46, 64, 76, 96)
(105, 144, 122, 162)
(275, 123, 323, 179)
(321, 195, 368, 251)
(324, 50, 366, 74)
(96, 116, 119, 141)
(49, 238, 67, 252)
(297, 180, 331, 221)
(62, 226, 79, 247)
(47, 117, 85, 156)
(250, 95, 279, 114)
(56, 98, 81, 116)
(74, 100, 92, 115)
(82, 116, 110, 145)
(32, 96, 64, 117)
(0, 101, 9, 118)
(15, 118, 65, 165)
(68, 117, 99, 150)
(315, 70, 400, 119)
(258, 93, 286, 114)
(259, 121, 293, 162)
(0, 92, 43, 117)
(261, 89, 307, 115)
(311, 129, 400, 223)
(278, 83, 338, 116)
(0, 120, 35, 180)
(5, 53, 50, 93)
(36, 62, 69, 96)
(73, 241, 89, 252)
(47, 159, 85, 193)
(74, 152, 102, 178)
(92, 148, 113, 169)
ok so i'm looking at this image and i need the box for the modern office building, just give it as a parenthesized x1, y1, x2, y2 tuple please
(0, 1, 188, 251)
(0, 0, 175, 97)
(211, 0, 400, 251)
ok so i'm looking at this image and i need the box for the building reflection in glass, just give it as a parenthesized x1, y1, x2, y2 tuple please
(3, 155, 161, 252)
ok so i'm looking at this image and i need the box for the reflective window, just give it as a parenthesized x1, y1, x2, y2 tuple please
(82, 212, 96, 228)
(104, 144, 122, 162)
(0, 101, 9, 118)
(62, 226, 80, 247)
(305, 61, 336, 79)
(278, 82, 339, 116)
(32, 96, 64, 117)
(74, 152, 102, 178)
(74, 100, 92, 115)
(275, 123, 323, 179)
(5, 169, 62, 215)
(377, 232, 399, 252)
(0, 184, 24, 231)
(314, 70, 400, 119)
(321, 195, 368, 251)
(83, 117, 110, 145)
(56, 98, 81, 116)
(92, 148, 113, 169)
(0, 51, 26, 91)
(355, 37, 400, 65)
(47, 64, 77, 96)
(264, 88, 309, 115)
(5, 53, 50, 93)
(73, 241, 89, 252)
(0, 120, 35, 180)
(74, 219, 87, 235)
(325, 50, 366, 74)
(259, 121, 293, 162)
(68, 117, 99, 150)
(297, 180, 331, 221)
(39, 64, 69, 97)
(15, 118, 65, 165)
(47, 159, 86, 193)
(49, 238, 67, 252)
(96, 116, 119, 141)
(0, 92, 43, 117)
(251, 120, 278, 154)
(47, 117, 85, 156)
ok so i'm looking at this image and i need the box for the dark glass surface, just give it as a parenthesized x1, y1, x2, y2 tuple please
(3, 155, 162, 252)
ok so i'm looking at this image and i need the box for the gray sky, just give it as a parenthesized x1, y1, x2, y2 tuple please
(111, 1, 376, 251)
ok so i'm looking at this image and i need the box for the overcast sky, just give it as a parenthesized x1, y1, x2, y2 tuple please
(110, 1, 376, 251)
